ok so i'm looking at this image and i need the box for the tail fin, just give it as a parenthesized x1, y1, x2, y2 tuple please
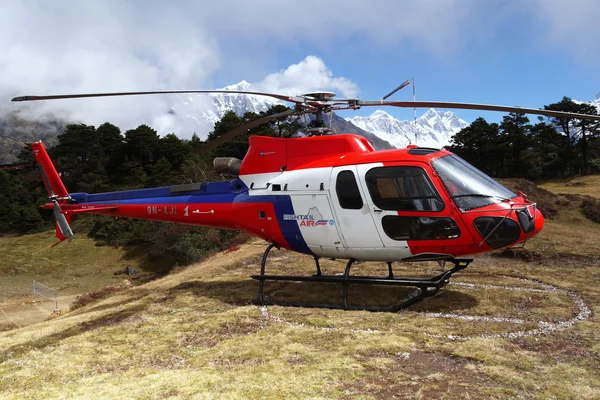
(32, 142, 68, 198)
(32, 142, 74, 245)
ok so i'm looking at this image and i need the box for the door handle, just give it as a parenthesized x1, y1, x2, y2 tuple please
(373, 209, 383, 213)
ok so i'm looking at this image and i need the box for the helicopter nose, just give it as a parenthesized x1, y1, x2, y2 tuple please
(532, 207, 545, 237)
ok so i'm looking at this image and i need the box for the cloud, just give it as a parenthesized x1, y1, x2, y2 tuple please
(256, 56, 359, 97)
(2, 0, 599, 140)
(1, 1, 221, 133)
(160, 56, 359, 139)
(522, 0, 600, 63)
(191, 0, 481, 54)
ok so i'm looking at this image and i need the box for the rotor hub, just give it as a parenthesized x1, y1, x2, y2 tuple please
(302, 91, 336, 101)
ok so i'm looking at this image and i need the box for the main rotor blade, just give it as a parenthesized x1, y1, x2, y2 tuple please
(12, 90, 303, 104)
(197, 108, 297, 155)
(361, 100, 600, 120)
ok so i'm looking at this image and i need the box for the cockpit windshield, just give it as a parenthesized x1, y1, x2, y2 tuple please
(431, 154, 517, 211)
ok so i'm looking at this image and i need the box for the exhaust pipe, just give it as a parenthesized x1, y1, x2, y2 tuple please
(213, 157, 241, 176)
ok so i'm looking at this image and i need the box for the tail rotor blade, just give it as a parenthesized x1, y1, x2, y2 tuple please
(53, 201, 73, 240)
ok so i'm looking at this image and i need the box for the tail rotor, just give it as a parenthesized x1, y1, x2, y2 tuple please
(31, 142, 74, 246)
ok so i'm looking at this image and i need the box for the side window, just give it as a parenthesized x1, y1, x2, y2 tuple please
(336, 170, 364, 210)
(382, 216, 460, 240)
(365, 166, 444, 211)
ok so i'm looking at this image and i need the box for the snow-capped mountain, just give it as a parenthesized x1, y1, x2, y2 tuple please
(169, 80, 467, 149)
(168, 81, 394, 149)
(169, 80, 280, 130)
(347, 109, 469, 149)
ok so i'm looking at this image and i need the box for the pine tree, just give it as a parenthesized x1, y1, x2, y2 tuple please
(157, 133, 190, 170)
(499, 113, 531, 176)
(123, 124, 160, 171)
(449, 118, 504, 176)
(544, 96, 600, 175)
(265, 105, 302, 138)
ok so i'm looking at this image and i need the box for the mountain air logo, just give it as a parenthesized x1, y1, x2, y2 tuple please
(283, 207, 335, 227)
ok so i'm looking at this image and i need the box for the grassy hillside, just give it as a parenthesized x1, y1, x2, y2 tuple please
(1, 238, 599, 397)
(539, 175, 600, 199)
(0, 231, 173, 304)
(0, 178, 599, 398)
(501, 177, 600, 256)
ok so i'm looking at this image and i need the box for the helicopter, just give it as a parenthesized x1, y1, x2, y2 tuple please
(12, 85, 600, 311)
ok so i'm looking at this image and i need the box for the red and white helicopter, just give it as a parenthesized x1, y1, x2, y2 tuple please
(12, 87, 600, 311)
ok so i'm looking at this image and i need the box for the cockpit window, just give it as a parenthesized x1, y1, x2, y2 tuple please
(431, 154, 517, 211)
(365, 166, 444, 212)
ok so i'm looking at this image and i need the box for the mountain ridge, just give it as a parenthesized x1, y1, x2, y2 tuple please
(171, 81, 396, 150)
(347, 108, 469, 149)
(175, 80, 469, 150)
(4, 82, 600, 163)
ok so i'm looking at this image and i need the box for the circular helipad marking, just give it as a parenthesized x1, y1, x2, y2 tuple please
(423, 276, 591, 340)
(258, 275, 592, 340)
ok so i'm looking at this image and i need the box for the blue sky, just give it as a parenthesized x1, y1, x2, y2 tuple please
(1, 0, 599, 134)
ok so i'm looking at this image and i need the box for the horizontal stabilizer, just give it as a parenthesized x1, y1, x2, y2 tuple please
(68, 206, 119, 214)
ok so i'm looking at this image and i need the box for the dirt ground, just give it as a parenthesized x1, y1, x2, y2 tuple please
(0, 295, 74, 331)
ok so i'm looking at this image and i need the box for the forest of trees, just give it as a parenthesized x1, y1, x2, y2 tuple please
(0, 96, 598, 265)
(0, 107, 300, 265)
(448, 96, 600, 179)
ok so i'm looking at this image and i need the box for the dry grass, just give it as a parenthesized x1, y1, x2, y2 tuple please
(69, 280, 134, 311)
(0, 179, 599, 398)
(527, 207, 600, 257)
(1, 227, 599, 399)
(539, 174, 600, 199)
(0, 231, 170, 305)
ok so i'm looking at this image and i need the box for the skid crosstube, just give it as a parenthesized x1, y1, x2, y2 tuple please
(251, 243, 472, 312)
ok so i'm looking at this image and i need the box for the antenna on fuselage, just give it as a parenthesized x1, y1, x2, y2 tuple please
(413, 77, 417, 146)
(381, 79, 417, 146)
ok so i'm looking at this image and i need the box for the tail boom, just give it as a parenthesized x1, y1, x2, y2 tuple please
(31, 143, 306, 253)
(41, 185, 309, 254)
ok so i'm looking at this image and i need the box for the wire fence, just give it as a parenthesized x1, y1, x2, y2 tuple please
(33, 280, 58, 309)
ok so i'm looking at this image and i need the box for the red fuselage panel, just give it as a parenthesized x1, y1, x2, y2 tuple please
(240, 134, 376, 175)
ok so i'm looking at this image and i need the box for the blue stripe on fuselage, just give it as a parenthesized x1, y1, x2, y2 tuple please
(273, 196, 314, 255)
(69, 178, 312, 255)
(232, 194, 313, 255)
(69, 179, 244, 204)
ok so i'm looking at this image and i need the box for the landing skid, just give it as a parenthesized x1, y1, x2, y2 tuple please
(251, 243, 472, 312)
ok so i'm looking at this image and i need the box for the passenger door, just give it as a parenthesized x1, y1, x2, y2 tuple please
(356, 162, 447, 257)
(330, 166, 384, 257)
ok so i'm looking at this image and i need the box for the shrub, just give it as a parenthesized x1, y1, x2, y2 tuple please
(582, 198, 600, 223)
(70, 280, 133, 310)
(87, 216, 243, 267)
